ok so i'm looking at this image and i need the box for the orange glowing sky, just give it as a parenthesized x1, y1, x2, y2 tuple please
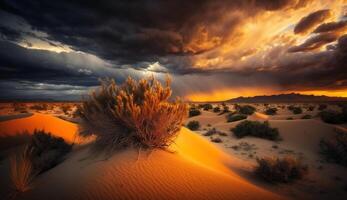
(186, 89, 347, 102)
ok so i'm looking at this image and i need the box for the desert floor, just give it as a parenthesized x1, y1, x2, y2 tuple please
(0, 102, 347, 200)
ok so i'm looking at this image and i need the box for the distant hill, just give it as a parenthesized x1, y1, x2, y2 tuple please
(226, 93, 347, 103)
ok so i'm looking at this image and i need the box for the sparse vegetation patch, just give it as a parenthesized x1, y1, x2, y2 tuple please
(226, 112, 247, 122)
(189, 107, 201, 117)
(231, 120, 280, 141)
(255, 156, 308, 183)
(187, 120, 200, 131)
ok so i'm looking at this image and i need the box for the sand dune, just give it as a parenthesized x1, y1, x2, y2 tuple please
(0, 113, 284, 200)
(0, 113, 78, 143)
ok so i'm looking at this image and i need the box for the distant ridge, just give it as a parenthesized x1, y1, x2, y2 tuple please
(225, 93, 347, 103)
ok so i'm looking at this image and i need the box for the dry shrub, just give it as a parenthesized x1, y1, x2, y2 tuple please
(231, 120, 280, 141)
(320, 129, 347, 166)
(226, 112, 247, 122)
(265, 108, 277, 115)
(187, 120, 200, 131)
(255, 156, 308, 183)
(78, 76, 187, 152)
(189, 107, 201, 117)
(29, 130, 72, 174)
(30, 103, 48, 111)
(10, 146, 36, 193)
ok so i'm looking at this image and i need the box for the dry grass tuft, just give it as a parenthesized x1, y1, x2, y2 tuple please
(78, 76, 187, 152)
(10, 146, 36, 193)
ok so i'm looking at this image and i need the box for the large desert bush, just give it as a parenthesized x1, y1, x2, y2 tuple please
(231, 120, 280, 141)
(255, 156, 308, 183)
(320, 129, 347, 166)
(28, 130, 72, 174)
(78, 76, 187, 151)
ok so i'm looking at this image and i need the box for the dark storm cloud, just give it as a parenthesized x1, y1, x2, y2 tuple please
(0, 40, 140, 87)
(0, 0, 308, 66)
(288, 33, 338, 52)
(276, 34, 347, 89)
(313, 21, 347, 33)
(0, 0, 346, 100)
(294, 9, 331, 34)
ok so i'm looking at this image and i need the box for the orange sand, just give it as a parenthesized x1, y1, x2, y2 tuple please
(0, 113, 78, 143)
(0, 114, 284, 200)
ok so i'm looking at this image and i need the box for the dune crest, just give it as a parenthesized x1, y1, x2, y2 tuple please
(0, 113, 78, 143)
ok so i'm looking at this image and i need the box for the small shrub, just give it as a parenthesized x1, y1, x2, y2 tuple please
(13, 102, 27, 113)
(28, 130, 72, 174)
(30, 103, 48, 111)
(265, 108, 277, 115)
(236, 105, 256, 115)
(61, 104, 71, 115)
(78, 76, 187, 151)
(307, 106, 315, 111)
(318, 104, 327, 111)
(226, 113, 247, 122)
(287, 105, 294, 111)
(301, 114, 311, 119)
(319, 110, 347, 124)
(219, 105, 230, 115)
(231, 120, 280, 141)
(187, 120, 200, 131)
(255, 156, 308, 183)
(189, 108, 201, 117)
(211, 137, 222, 143)
(204, 128, 217, 136)
(199, 103, 213, 111)
(292, 107, 302, 114)
(320, 130, 347, 166)
(213, 106, 221, 113)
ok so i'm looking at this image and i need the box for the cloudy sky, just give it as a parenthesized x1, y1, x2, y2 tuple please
(0, 0, 347, 101)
